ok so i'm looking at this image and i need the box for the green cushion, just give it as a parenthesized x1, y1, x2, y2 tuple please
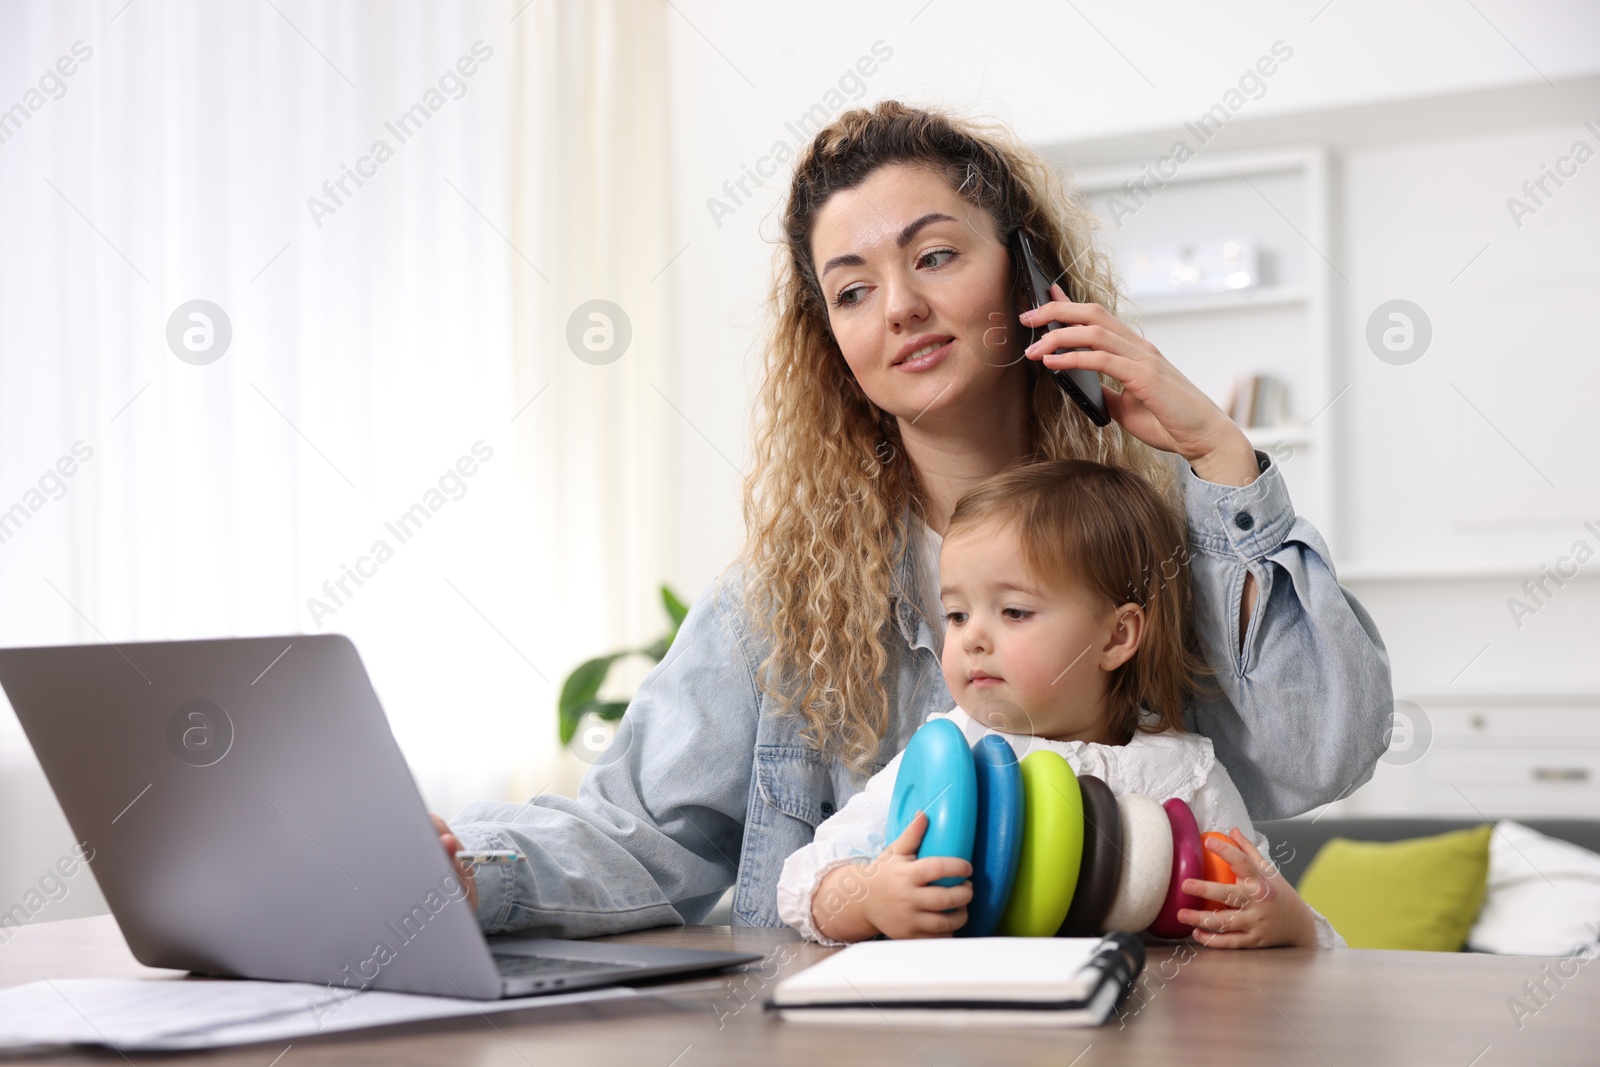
(1296, 823, 1492, 951)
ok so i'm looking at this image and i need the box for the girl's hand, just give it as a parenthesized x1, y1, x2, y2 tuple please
(1020, 283, 1259, 485)
(813, 811, 973, 942)
(864, 811, 974, 939)
(1175, 827, 1319, 948)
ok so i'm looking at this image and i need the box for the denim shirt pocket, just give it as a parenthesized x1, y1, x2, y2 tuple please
(756, 744, 837, 825)
(733, 743, 849, 926)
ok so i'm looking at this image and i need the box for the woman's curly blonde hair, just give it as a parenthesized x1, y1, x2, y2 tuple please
(732, 99, 1186, 774)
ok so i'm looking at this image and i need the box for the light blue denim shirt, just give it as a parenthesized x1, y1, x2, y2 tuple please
(452, 450, 1393, 936)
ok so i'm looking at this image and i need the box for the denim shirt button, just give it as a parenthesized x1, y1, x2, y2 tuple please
(820, 800, 835, 817)
(1234, 511, 1255, 531)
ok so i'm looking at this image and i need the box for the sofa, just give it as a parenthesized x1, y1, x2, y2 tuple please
(1258, 817, 1600, 886)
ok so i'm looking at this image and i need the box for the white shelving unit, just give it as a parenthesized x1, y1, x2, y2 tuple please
(1036, 80, 1600, 819)
(1054, 146, 1341, 552)
(1137, 285, 1311, 318)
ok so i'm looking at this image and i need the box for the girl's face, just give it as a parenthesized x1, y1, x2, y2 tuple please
(938, 516, 1144, 745)
(808, 162, 1024, 427)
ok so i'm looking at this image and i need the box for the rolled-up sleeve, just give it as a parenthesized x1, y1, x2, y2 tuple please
(449, 570, 759, 938)
(1182, 450, 1393, 821)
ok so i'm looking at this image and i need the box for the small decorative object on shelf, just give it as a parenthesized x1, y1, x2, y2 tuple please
(1225, 371, 1292, 429)
(1125, 237, 1259, 298)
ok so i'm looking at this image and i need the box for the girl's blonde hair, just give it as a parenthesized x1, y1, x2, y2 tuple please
(733, 99, 1184, 773)
(945, 459, 1215, 745)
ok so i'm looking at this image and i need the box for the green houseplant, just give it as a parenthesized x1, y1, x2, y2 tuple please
(557, 584, 689, 747)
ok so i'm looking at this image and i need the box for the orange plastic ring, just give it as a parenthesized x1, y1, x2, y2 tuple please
(1199, 831, 1237, 911)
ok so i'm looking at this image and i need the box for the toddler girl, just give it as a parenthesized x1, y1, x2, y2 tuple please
(776, 459, 1342, 948)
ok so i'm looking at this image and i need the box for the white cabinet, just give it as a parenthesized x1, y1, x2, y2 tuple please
(1325, 698, 1600, 818)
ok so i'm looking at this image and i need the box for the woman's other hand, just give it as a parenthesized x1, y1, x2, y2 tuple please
(430, 813, 480, 913)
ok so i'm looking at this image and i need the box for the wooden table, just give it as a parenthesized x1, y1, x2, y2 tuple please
(1, 914, 1593, 1064)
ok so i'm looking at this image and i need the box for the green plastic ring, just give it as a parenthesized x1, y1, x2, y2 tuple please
(997, 749, 1084, 937)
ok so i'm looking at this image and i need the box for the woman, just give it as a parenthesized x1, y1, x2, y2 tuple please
(438, 100, 1393, 936)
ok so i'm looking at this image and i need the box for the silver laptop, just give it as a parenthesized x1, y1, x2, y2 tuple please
(0, 634, 761, 1000)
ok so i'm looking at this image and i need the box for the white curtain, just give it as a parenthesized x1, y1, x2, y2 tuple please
(503, 0, 674, 794)
(0, 0, 673, 907)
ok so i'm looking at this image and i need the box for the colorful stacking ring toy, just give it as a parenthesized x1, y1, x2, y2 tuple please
(1148, 797, 1205, 939)
(997, 750, 1083, 938)
(959, 735, 1023, 937)
(882, 718, 1242, 941)
(1057, 774, 1121, 936)
(1099, 793, 1171, 933)
(1199, 830, 1238, 911)
(886, 719, 978, 888)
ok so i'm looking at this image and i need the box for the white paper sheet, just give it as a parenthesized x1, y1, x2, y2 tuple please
(0, 976, 639, 1051)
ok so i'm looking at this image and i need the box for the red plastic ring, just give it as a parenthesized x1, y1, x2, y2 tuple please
(1147, 797, 1204, 939)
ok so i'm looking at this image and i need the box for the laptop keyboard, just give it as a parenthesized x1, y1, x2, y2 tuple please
(492, 953, 646, 979)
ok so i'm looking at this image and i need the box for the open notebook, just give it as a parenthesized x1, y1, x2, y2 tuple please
(766, 933, 1144, 1027)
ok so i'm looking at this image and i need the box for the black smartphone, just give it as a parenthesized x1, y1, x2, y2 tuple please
(1009, 230, 1111, 427)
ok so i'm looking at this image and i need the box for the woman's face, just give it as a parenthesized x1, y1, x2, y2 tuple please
(809, 162, 1024, 428)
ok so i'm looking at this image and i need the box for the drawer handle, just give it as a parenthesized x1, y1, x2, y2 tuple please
(1531, 767, 1590, 783)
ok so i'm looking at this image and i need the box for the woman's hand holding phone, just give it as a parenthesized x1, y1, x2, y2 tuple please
(1021, 282, 1260, 487)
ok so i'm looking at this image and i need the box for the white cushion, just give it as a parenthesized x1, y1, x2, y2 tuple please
(1466, 820, 1600, 956)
